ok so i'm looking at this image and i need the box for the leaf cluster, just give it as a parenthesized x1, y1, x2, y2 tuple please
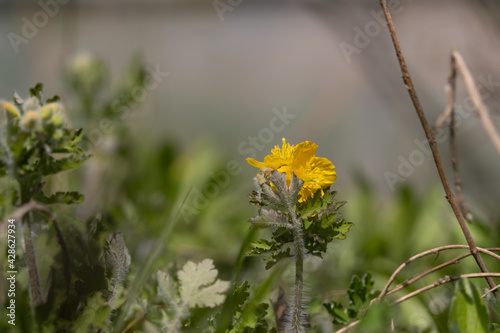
(323, 272, 380, 326)
(0, 84, 88, 205)
(247, 170, 353, 268)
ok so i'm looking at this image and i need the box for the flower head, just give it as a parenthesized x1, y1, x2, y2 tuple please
(247, 138, 336, 202)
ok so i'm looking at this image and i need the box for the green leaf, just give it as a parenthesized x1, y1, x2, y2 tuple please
(232, 281, 251, 315)
(71, 292, 110, 333)
(449, 278, 489, 333)
(297, 188, 338, 219)
(323, 302, 350, 325)
(29, 83, 44, 101)
(35, 191, 84, 205)
(248, 239, 281, 254)
(37, 154, 89, 176)
(324, 273, 379, 325)
(177, 259, 230, 308)
(46, 95, 61, 103)
(157, 270, 179, 305)
(264, 248, 291, 270)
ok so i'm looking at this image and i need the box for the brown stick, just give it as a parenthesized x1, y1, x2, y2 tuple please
(386, 253, 470, 297)
(482, 284, 500, 298)
(393, 273, 500, 304)
(447, 51, 471, 221)
(378, 0, 496, 291)
(377, 245, 500, 300)
(452, 50, 500, 155)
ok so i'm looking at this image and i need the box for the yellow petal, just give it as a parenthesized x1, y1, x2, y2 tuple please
(246, 158, 266, 168)
(292, 141, 317, 169)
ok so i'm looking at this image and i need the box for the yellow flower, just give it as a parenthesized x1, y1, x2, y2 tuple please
(247, 138, 336, 202)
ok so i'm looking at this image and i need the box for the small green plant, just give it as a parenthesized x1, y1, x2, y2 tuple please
(246, 139, 353, 332)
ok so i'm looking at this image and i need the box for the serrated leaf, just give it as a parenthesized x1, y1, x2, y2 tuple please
(248, 239, 278, 253)
(72, 292, 110, 333)
(325, 273, 379, 326)
(265, 248, 292, 270)
(104, 233, 131, 284)
(449, 278, 489, 333)
(157, 270, 179, 304)
(35, 191, 84, 205)
(248, 208, 289, 228)
(329, 219, 354, 240)
(323, 302, 350, 325)
(297, 188, 337, 219)
(178, 259, 230, 308)
(232, 281, 250, 315)
(37, 154, 89, 175)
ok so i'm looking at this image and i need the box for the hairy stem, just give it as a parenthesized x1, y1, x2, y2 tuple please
(286, 202, 305, 333)
(20, 183, 42, 307)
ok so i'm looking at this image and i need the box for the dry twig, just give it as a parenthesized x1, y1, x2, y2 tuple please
(393, 273, 500, 304)
(378, 0, 496, 291)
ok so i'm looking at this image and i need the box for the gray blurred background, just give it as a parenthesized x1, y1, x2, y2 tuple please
(1, 0, 500, 219)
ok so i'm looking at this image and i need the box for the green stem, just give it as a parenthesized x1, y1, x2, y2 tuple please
(287, 202, 305, 333)
(20, 179, 42, 307)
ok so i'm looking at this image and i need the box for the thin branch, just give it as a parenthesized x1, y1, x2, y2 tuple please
(482, 284, 500, 298)
(377, 245, 500, 301)
(448, 50, 471, 221)
(433, 83, 454, 131)
(393, 273, 500, 304)
(452, 50, 500, 155)
(122, 311, 146, 333)
(386, 253, 470, 297)
(333, 319, 361, 333)
(378, 0, 496, 291)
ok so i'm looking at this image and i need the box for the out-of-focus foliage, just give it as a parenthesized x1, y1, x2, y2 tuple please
(1, 55, 499, 333)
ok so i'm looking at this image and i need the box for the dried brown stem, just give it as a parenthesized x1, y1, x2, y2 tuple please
(393, 273, 500, 304)
(482, 284, 500, 298)
(447, 51, 471, 221)
(378, 0, 496, 291)
(334, 319, 361, 333)
(377, 245, 500, 300)
(452, 50, 500, 155)
(386, 253, 470, 297)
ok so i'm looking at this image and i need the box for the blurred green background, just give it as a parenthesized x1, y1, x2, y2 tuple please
(1, 0, 500, 331)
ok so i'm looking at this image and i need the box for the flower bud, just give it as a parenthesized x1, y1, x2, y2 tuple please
(21, 111, 40, 130)
(39, 104, 53, 120)
(1, 101, 21, 120)
(50, 114, 64, 127)
(52, 129, 63, 140)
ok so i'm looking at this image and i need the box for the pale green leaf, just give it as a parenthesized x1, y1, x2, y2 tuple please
(157, 270, 178, 304)
(178, 259, 230, 308)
